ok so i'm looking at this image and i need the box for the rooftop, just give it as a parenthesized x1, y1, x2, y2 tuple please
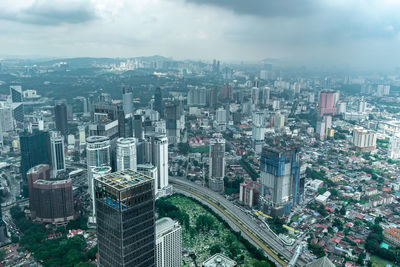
(86, 136, 109, 143)
(156, 217, 179, 237)
(202, 253, 236, 267)
(94, 169, 153, 191)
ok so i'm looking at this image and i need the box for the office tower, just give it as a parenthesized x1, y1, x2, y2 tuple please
(55, 103, 68, 136)
(352, 127, 377, 152)
(208, 86, 218, 109)
(116, 137, 137, 171)
(155, 217, 182, 267)
(89, 120, 119, 139)
(95, 169, 155, 267)
(388, 136, 400, 159)
(187, 87, 207, 106)
(274, 112, 285, 129)
(165, 101, 182, 145)
(117, 105, 133, 138)
(259, 146, 302, 217)
(144, 133, 168, 195)
(122, 87, 134, 115)
(134, 115, 144, 140)
(20, 131, 50, 181)
(32, 179, 74, 224)
(154, 87, 164, 118)
(49, 131, 66, 178)
(219, 84, 233, 100)
(86, 136, 111, 215)
(209, 137, 225, 192)
(27, 164, 51, 212)
(154, 120, 166, 135)
(260, 86, 270, 106)
(251, 87, 259, 105)
(10, 85, 23, 103)
(252, 112, 265, 153)
(318, 91, 337, 116)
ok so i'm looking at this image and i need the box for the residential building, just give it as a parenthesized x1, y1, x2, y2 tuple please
(209, 136, 225, 192)
(352, 127, 377, 152)
(239, 180, 259, 208)
(318, 91, 337, 116)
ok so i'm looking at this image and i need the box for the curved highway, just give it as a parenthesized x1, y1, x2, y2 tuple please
(170, 177, 307, 267)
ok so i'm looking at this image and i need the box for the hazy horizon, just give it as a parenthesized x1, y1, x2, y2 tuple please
(0, 0, 399, 71)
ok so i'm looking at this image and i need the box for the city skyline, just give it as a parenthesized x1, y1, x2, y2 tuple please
(0, 0, 399, 70)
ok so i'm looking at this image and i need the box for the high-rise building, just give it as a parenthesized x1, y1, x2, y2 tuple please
(50, 131, 66, 178)
(219, 84, 233, 100)
(31, 179, 74, 225)
(10, 85, 23, 103)
(20, 131, 50, 181)
(27, 164, 51, 213)
(95, 169, 155, 267)
(155, 217, 182, 267)
(252, 112, 265, 153)
(208, 86, 218, 109)
(154, 87, 164, 118)
(274, 112, 285, 129)
(187, 87, 207, 106)
(388, 136, 400, 160)
(318, 91, 337, 117)
(116, 137, 137, 171)
(251, 87, 259, 106)
(144, 133, 169, 195)
(260, 86, 270, 106)
(134, 115, 144, 140)
(239, 180, 260, 208)
(259, 145, 302, 217)
(86, 136, 111, 215)
(55, 103, 68, 136)
(209, 137, 225, 192)
(165, 101, 182, 145)
(358, 99, 367, 113)
(122, 87, 134, 115)
(352, 127, 377, 152)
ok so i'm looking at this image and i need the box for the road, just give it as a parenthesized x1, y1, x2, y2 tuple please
(170, 177, 308, 267)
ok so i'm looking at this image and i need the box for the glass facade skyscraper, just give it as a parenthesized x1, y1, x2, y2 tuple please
(95, 169, 155, 267)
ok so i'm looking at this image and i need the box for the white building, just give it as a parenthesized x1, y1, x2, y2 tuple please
(116, 137, 137, 171)
(86, 136, 110, 216)
(155, 217, 182, 267)
(274, 112, 285, 129)
(202, 254, 236, 267)
(352, 127, 377, 152)
(388, 136, 400, 160)
(145, 133, 168, 195)
(23, 90, 40, 99)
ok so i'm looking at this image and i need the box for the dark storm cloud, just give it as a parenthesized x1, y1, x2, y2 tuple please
(0, 0, 97, 25)
(185, 0, 321, 18)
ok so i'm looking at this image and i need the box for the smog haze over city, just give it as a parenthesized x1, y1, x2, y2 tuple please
(0, 1, 400, 267)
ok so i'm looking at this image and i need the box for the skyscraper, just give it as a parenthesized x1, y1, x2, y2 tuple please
(155, 217, 182, 267)
(116, 137, 137, 171)
(49, 131, 66, 178)
(20, 131, 50, 181)
(134, 115, 144, 140)
(55, 103, 68, 136)
(259, 145, 302, 217)
(209, 136, 225, 192)
(144, 133, 168, 195)
(318, 91, 337, 117)
(122, 87, 134, 115)
(219, 84, 233, 100)
(164, 101, 182, 145)
(10, 85, 23, 103)
(86, 136, 111, 216)
(154, 87, 164, 118)
(95, 169, 155, 267)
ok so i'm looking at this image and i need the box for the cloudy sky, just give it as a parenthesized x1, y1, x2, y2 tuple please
(0, 0, 399, 70)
